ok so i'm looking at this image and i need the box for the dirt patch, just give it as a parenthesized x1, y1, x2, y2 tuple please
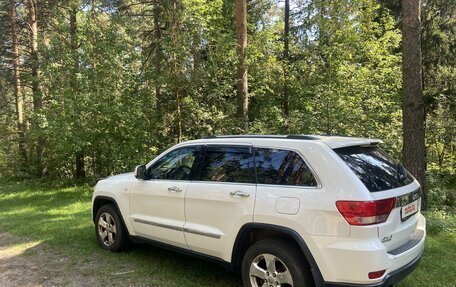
(0, 233, 47, 287)
(0, 233, 98, 287)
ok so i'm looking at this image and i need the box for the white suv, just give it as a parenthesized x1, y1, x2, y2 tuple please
(92, 135, 426, 287)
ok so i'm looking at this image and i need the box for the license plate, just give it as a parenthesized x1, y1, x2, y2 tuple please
(401, 200, 418, 221)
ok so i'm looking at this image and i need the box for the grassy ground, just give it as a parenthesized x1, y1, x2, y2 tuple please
(0, 179, 454, 286)
(0, 179, 238, 286)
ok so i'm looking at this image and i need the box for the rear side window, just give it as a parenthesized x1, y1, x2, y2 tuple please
(335, 146, 414, 192)
(255, 148, 318, 187)
(199, 146, 255, 183)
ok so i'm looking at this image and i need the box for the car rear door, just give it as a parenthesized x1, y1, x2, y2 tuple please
(184, 145, 256, 261)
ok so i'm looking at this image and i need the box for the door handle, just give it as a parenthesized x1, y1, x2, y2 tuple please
(168, 186, 183, 193)
(230, 191, 250, 198)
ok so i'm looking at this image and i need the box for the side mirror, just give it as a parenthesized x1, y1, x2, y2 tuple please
(134, 165, 147, 179)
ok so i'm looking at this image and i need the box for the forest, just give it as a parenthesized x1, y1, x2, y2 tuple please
(0, 0, 454, 209)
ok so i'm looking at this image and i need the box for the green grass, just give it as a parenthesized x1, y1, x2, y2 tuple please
(0, 179, 238, 286)
(399, 209, 456, 287)
(0, 179, 454, 286)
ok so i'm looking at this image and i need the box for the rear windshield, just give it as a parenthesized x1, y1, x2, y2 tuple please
(334, 146, 414, 192)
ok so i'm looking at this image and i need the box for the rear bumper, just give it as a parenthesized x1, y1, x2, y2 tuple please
(308, 214, 426, 286)
(322, 250, 423, 287)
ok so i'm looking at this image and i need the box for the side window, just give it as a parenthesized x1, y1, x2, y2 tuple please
(149, 146, 200, 180)
(199, 146, 255, 184)
(255, 148, 317, 187)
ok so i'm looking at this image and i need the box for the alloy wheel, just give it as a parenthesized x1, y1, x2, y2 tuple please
(97, 212, 117, 247)
(249, 253, 294, 287)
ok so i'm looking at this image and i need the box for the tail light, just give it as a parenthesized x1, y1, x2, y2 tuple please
(336, 198, 396, 226)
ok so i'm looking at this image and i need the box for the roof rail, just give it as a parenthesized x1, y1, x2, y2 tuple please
(286, 135, 321, 140)
(204, 135, 320, 140)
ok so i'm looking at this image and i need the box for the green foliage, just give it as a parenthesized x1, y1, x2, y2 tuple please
(427, 168, 456, 208)
(0, 0, 454, 210)
(421, 0, 456, 193)
(424, 208, 456, 236)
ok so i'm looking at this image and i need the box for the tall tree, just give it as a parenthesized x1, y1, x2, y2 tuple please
(235, 0, 248, 132)
(282, 0, 290, 132)
(402, 0, 426, 207)
(172, 0, 182, 143)
(9, 0, 27, 166)
(153, 0, 162, 121)
(27, 0, 46, 176)
(69, 6, 85, 178)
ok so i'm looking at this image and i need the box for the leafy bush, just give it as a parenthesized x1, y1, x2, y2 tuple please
(427, 169, 456, 209)
(424, 208, 456, 236)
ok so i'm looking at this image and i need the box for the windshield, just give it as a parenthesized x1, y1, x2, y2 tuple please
(335, 146, 414, 192)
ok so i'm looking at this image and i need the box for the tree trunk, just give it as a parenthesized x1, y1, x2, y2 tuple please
(172, 0, 182, 143)
(9, 0, 27, 166)
(235, 0, 248, 132)
(192, 33, 201, 70)
(28, 0, 46, 176)
(176, 87, 182, 143)
(153, 0, 161, 112)
(402, 0, 426, 208)
(70, 7, 85, 179)
(282, 0, 290, 132)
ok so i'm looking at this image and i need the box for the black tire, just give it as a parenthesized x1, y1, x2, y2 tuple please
(95, 204, 130, 252)
(241, 238, 313, 287)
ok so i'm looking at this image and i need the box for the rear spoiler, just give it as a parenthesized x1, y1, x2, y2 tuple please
(360, 141, 382, 147)
(325, 138, 383, 149)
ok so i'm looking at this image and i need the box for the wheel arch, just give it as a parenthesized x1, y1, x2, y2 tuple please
(92, 196, 130, 235)
(231, 223, 324, 286)
(92, 196, 118, 221)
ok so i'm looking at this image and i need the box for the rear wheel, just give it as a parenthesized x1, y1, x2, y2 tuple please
(241, 239, 313, 287)
(95, 204, 130, 251)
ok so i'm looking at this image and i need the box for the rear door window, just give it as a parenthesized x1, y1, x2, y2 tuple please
(255, 148, 318, 187)
(199, 146, 255, 184)
(335, 146, 414, 192)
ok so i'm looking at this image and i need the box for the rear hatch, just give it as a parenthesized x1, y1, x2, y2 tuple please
(334, 145, 423, 252)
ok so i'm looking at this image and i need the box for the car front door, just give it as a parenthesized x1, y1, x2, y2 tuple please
(129, 145, 201, 249)
(184, 145, 256, 261)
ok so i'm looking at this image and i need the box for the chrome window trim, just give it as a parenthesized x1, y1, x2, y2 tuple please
(190, 180, 256, 187)
(142, 179, 193, 183)
(256, 183, 321, 190)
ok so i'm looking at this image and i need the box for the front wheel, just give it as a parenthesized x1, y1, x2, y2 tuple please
(95, 204, 130, 251)
(241, 239, 313, 287)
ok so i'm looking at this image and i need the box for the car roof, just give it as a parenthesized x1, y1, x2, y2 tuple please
(183, 135, 383, 149)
